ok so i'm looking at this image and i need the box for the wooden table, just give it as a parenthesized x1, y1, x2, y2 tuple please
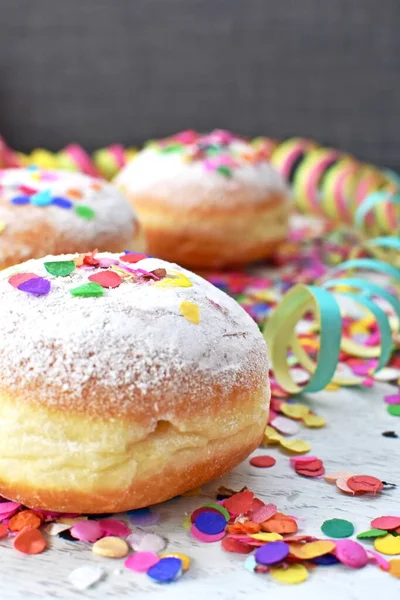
(0, 382, 399, 599)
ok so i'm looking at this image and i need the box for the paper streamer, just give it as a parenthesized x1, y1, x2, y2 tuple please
(264, 234, 400, 394)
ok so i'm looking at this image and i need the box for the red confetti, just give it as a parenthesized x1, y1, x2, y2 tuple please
(120, 253, 148, 263)
(221, 536, 253, 554)
(83, 250, 100, 267)
(347, 475, 383, 494)
(8, 272, 38, 288)
(250, 455, 276, 468)
(224, 491, 254, 515)
(88, 271, 123, 289)
(19, 185, 37, 195)
(371, 516, 400, 531)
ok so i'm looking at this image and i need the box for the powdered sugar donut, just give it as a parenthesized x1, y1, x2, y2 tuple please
(0, 168, 142, 269)
(0, 251, 270, 513)
(115, 130, 290, 268)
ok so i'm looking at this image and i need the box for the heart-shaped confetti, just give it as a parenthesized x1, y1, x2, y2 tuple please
(70, 282, 104, 297)
(18, 277, 51, 296)
(88, 271, 123, 288)
(44, 260, 76, 277)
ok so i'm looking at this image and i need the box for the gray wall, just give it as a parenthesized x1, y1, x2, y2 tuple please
(1, 0, 399, 169)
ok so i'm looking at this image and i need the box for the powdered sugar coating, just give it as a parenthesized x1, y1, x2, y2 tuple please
(115, 141, 289, 206)
(0, 253, 269, 419)
(0, 169, 139, 266)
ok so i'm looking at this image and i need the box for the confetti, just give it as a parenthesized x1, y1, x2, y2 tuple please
(7, 272, 37, 289)
(290, 540, 336, 559)
(18, 277, 50, 296)
(147, 557, 183, 583)
(0, 221, 6, 233)
(347, 475, 383, 494)
(13, 528, 47, 554)
(252, 504, 278, 524)
(160, 553, 191, 571)
(190, 524, 226, 543)
(388, 405, 400, 416)
(127, 507, 161, 527)
(321, 519, 355, 538)
(279, 439, 311, 454)
(255, 541, 290, 565)
(371, 516, 400, 530)
(324, 471, 355, 483)
(389, 558, 400, 578)
(127, 531, 167, 553)
(92, 536, 129, 558)
(75, 205, 95, 220)
(98, 518, 131, 538)
(51, 196, 73, 209)
(119, 252, 148, 263)
(8, 510, 42, 532)
(44, 260, 76, 277)
(179, 300, 200, 324)
(194, 511, 227, 535)
(270, 563, 309, 584)
(303, 413, 326, 428)
(357, 528, 389, 539)
(124, 552, 160, 572)
(270, 415, 300, 435)
(249, 455, 276, 468)
(70, 520, 103, 542)
(31, 189, 52, 206)
(70, 282, 104, 297)
(224, 491, 254, 515)
(334, 539, 369, 568)
(11, 195, 30, 205)
(88, 271, 123, 289)
(261, 513, 298, 535)
(202, 503, 230, 521)
(68, 566, 104, 590)
(221, 537, 253, 554)
(374, 534, 400, 555)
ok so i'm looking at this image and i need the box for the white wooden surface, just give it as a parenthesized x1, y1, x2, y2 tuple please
(0, 382, 399, 599)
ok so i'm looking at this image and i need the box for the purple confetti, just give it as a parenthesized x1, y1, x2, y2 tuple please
(18, 277, 51, 296)
(255, 541, 290, 565)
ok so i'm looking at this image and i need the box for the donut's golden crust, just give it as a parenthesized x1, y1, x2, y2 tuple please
(125, 188, 289, 268)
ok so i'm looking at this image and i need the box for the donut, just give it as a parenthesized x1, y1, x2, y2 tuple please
(0, 168, 143, 269)
(0, 251, 270, 513)
(115, 130, 290, 269)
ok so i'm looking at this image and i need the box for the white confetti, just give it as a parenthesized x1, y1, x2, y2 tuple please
(289, 368, 310, 385)
(270, 415, 300, 436)
(43, 522, 71, 536)
(373, 367, 400, 382)
(68, 566, 104, 591)
(127, 531, 167, 553)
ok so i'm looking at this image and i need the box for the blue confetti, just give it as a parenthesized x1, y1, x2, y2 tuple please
(311, 554, 339, 566)
(31, 189, 52, 206)
(194, 511, 227, 535)
(11, 195, 30, 205)
(51, 196, 73, 209)
(147, 557, 182, 583)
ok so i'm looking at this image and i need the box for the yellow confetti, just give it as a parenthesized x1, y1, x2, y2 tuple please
(324, 382, 340, 391)
(290, 540, 335, 560)
(160, 552, 191, 571)
(0, 221, 6, 234)
(389, 558, 400, 578)
(264, 426, 283, 444)
(270, 563, 308, 584)
(303, 413, 326, 428)
(155, 270, 192, 289)
(182, 515, 191, 530)
(280, 403, 309, 419)
(374, 534, 400, 555)
(92, 536, 129, 558)
(249, 532, 283, 542)
(279, 439, 311, 454)
(180, 300, 200, 324)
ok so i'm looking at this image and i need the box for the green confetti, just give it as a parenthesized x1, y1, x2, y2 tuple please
(44, 260, 76, 277)
(321, 518, 354, 539)
(387, 404, 400, 417)
(75, 205, 96, 220)
(159, 143, 183, 154)
(70, 282, 104, 297)
(217, 166, 232, 178)
(356, 529, 388, 539)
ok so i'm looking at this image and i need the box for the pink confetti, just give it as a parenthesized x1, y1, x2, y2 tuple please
(0, 502, 22, 519)
(384, 394, 400, 405)
(190, 524, 226, 543)
(124, 552, 160, 572)
(70, 520, 103, 543)
(252, 504, 278, 524)
(334, 539, 368, 568)
(99, 518, 131, 538)
(367, 550, 390, 571)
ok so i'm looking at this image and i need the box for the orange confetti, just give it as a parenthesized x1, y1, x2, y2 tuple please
(9, 510, 42, 532)
(67, 188, 83, 199)
(13, 527, 47, 554)
(261, 512, 298, 535)
(227, 521, 261, 535)
(91, 181, 103, 191)
(389, 559, 400, 578)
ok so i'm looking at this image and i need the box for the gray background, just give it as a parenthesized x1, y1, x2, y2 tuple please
(1, 0, 399, 169)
